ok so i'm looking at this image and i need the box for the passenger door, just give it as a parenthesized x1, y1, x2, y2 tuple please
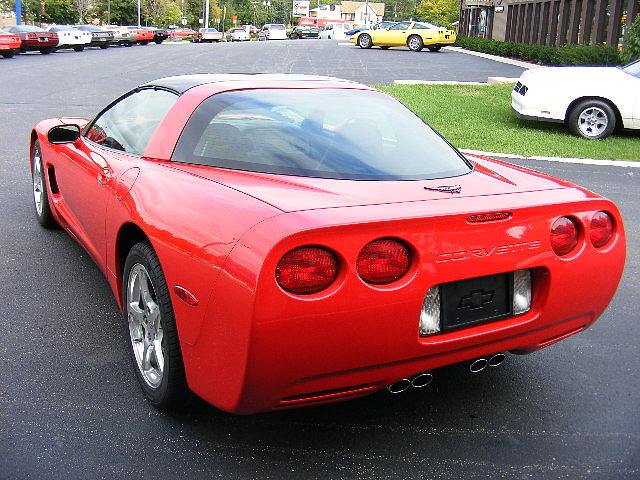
(374, 22, 409, 46)
(55, 88, 178, 266)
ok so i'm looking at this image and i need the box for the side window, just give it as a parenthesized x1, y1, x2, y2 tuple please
(390, 23, 409, 31)
(85, 89, 177, 155)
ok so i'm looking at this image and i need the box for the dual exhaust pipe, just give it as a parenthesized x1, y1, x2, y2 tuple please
(387, 353, 506, 394)
(387, 372, 433, 394)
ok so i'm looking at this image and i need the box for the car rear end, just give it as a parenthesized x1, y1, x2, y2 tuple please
(88, 30, 113, 48)
(197, 183, 624, 414)
(425, 26, 456, 46)
(21, 31, 58, 50)
(202, 29, 222, 41)
(0, 33, 21, 56)
(267, 24, 288, 40)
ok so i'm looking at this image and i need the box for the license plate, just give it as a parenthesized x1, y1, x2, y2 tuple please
(38, 37, 47, 42)
(440, 273, 512, 330)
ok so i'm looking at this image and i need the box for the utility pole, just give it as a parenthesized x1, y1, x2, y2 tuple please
(205, 0, 210, 28)
(137, 0, 141, 26)
(15, 0, 22, 25)
(108, 0, 111, 24)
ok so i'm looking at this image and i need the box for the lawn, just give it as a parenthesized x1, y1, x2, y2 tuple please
(379, 84, 639, 161)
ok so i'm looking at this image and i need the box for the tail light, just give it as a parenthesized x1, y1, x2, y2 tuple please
(590, 211, 614, 248)
(356, 238, 411, 284)
(550, 216, 579, 256)
(276, 246, 338, 294)
(27, 33, 37, 39)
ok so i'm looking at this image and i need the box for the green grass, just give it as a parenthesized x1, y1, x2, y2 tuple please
(379, 84, 639, 161)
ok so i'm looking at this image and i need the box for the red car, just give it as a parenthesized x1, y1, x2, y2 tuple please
(168, 28, 196, 38)
(123, 26, 155, 44)
(29, 75, 626, 414)
(0, 31, 21, 58)
(3, 25, 58, 54)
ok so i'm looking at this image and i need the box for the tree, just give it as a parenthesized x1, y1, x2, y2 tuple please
(157, 0, 182, 27)
(415, 0, 459, 28)
(73, 0, 90, 22)
(389, 0, 417, 22)
(91, 0, 137, 25)
(621, 15, 640, 64)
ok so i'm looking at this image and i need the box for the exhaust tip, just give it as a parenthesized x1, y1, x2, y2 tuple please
(469, 358, 488, 373)
(411, 372, 433, 388)
(488, 353, 506, 367)
(387, 378, 411, 394)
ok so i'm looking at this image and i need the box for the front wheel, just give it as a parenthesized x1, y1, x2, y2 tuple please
(73, 46, 84, 52)
(407, 35, 424, 51)
(568, 99, 616, 139)
(427, 45, 441, 52)
(123, 242, 188, 409)
(99, 44, 108, 49)
(140, 41, 149, 45)
(154, 40, 164, 44)
(357, 34, 373, 49)
(31, 140, 57, 228)
(380, 46, 390, 50)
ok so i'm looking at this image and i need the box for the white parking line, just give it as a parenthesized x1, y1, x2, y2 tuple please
(462, 149, 639, 168)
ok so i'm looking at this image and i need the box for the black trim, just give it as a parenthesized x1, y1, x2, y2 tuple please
(511, 106, 564, 124)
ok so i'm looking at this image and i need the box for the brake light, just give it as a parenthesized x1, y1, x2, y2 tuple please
(275, 246, 338, 294)
(356, 238, 411, 284)
(590, 211, 614, 248)
(550, 217, 579, 256)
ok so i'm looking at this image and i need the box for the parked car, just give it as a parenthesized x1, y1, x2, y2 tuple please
(141, 27, 168, 44)
(345, 26, 368, 37)
(258, 23, 287, 40)
(319, 23, 353, 40)
(242, 24, 259, 34)
(168, 28, 196, 39)
(46, 25, 92, 51)
(76, 25, 114, 49)
(2, 25, 58, 54)
(511, 60, 640, 140)
(0, 31, 21, 58)
(351, 21, 456, 51)
(29, 73, 625, 413)
(226, 28, 250, 42)
(102, 25, 135, 46)
(123, 26, 155, 44)
(372, 21, 401, 30)
(192, 28, 223, 43)
(289, 25, 320, 39)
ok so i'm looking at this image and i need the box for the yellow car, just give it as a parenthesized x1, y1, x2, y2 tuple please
(350, 21, 456, 52)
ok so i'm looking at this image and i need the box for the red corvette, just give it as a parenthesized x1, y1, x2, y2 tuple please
(30, 74, 626, 413)
(0, 32, 21, 58)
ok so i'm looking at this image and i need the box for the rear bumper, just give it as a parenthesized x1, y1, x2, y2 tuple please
(180, 192, 625, 414)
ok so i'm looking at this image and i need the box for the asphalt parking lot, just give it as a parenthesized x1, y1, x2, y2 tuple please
(0, 41, 638, 480)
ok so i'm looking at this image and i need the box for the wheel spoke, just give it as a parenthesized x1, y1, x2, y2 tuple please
(153, 339, 164, 373)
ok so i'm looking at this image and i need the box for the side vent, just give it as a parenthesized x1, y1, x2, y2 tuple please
(47, 166, 59, 195)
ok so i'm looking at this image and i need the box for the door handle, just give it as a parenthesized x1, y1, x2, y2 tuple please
(97, 168, 111, 186)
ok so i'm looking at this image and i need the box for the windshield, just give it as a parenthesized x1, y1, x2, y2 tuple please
(11, 25, 45, 32)
(621, 60, 640, 79)
(172, 89, 471, 181)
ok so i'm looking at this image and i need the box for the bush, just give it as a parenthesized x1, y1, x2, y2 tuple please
(621, 15, 640, 64)
(455, 36, 621, 66)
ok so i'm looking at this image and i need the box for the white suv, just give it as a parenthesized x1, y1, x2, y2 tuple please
(258, 24, 287, 41)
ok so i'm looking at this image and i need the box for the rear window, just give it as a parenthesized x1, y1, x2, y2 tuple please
(172, 89, 471, 181)
(270, 24, 286, 30)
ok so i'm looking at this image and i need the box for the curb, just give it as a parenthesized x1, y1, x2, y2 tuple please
(461, 149, 639, 168)
(443, 46, 539, 69)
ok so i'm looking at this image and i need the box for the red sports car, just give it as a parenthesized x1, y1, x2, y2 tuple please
(0, 31, 21, 58)
(29, 74, 626, 413)
(3, 24, 58, 54)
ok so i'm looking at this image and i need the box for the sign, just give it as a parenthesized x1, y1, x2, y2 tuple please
(181, 17, 187, 25)
(292, 0, 310, 17)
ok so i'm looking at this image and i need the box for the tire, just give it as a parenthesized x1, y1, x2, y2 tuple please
(99, 44, 108, 49)
(73, 46, 84, 52)
(154, 40, 164, 44)
(427, 45, 441, 52)
(40, 47, 53, 54)
(568, 99, 616, 140)
(31, 140, 57, 228)
(125, 41, 134, 47)
(140, 41, 149, 45)
(357, 33, 373, 49)
(380, 46, 390, 50)
(123, 242, 188, 409)
(407, 35, 424, 51)
(1, 50, 14, 58)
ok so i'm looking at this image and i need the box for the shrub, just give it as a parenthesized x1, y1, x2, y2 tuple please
(621, 15, 640, 64)
(454, 36, 621, 66)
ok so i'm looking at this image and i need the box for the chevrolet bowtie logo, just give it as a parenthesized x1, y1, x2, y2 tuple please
(458, 289, 494, 310)
(424, 185, 462, 194)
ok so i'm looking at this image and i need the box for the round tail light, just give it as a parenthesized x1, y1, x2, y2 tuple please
(590, 211, 614, 248)
(550, 216, 579, 256)
(275, 246, 338, 294)
(356, 238, 411, 284)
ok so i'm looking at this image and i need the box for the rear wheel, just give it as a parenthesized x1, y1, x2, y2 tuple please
(124, 242, 188, 409)
(99, 44, 108, 49)
(1, 50, 14, 58)
(31, 140, 57, 228)
(568, 99, 616, 139)
(427, 45, 441, 52)
(357, 34, 372, 49)
(126, 41, 134, 47)
(154, 39, 164, 44)
(73, 46, 84, 52)
(407, 35, 424, 51)
(380, 46, 390, 50)
(140, 40, 149, 45)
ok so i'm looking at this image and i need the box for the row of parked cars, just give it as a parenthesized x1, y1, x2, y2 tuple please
(0, 24, 168, 57)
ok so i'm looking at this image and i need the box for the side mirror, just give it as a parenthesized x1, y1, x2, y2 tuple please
(48, 124, 81, 144)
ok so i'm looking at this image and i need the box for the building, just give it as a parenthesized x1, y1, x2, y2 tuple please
(340, 1, 385, 25)
(309, 4, 343, 21)
(459, 0, 639, 48)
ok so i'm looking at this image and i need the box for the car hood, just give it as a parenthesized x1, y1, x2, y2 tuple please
(167, 155, 576, 212)
(521, 66, 626, 84)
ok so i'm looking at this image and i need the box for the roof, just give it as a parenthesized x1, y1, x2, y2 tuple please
(340, 1, 385, 15)
(144, 74, 359, 94)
